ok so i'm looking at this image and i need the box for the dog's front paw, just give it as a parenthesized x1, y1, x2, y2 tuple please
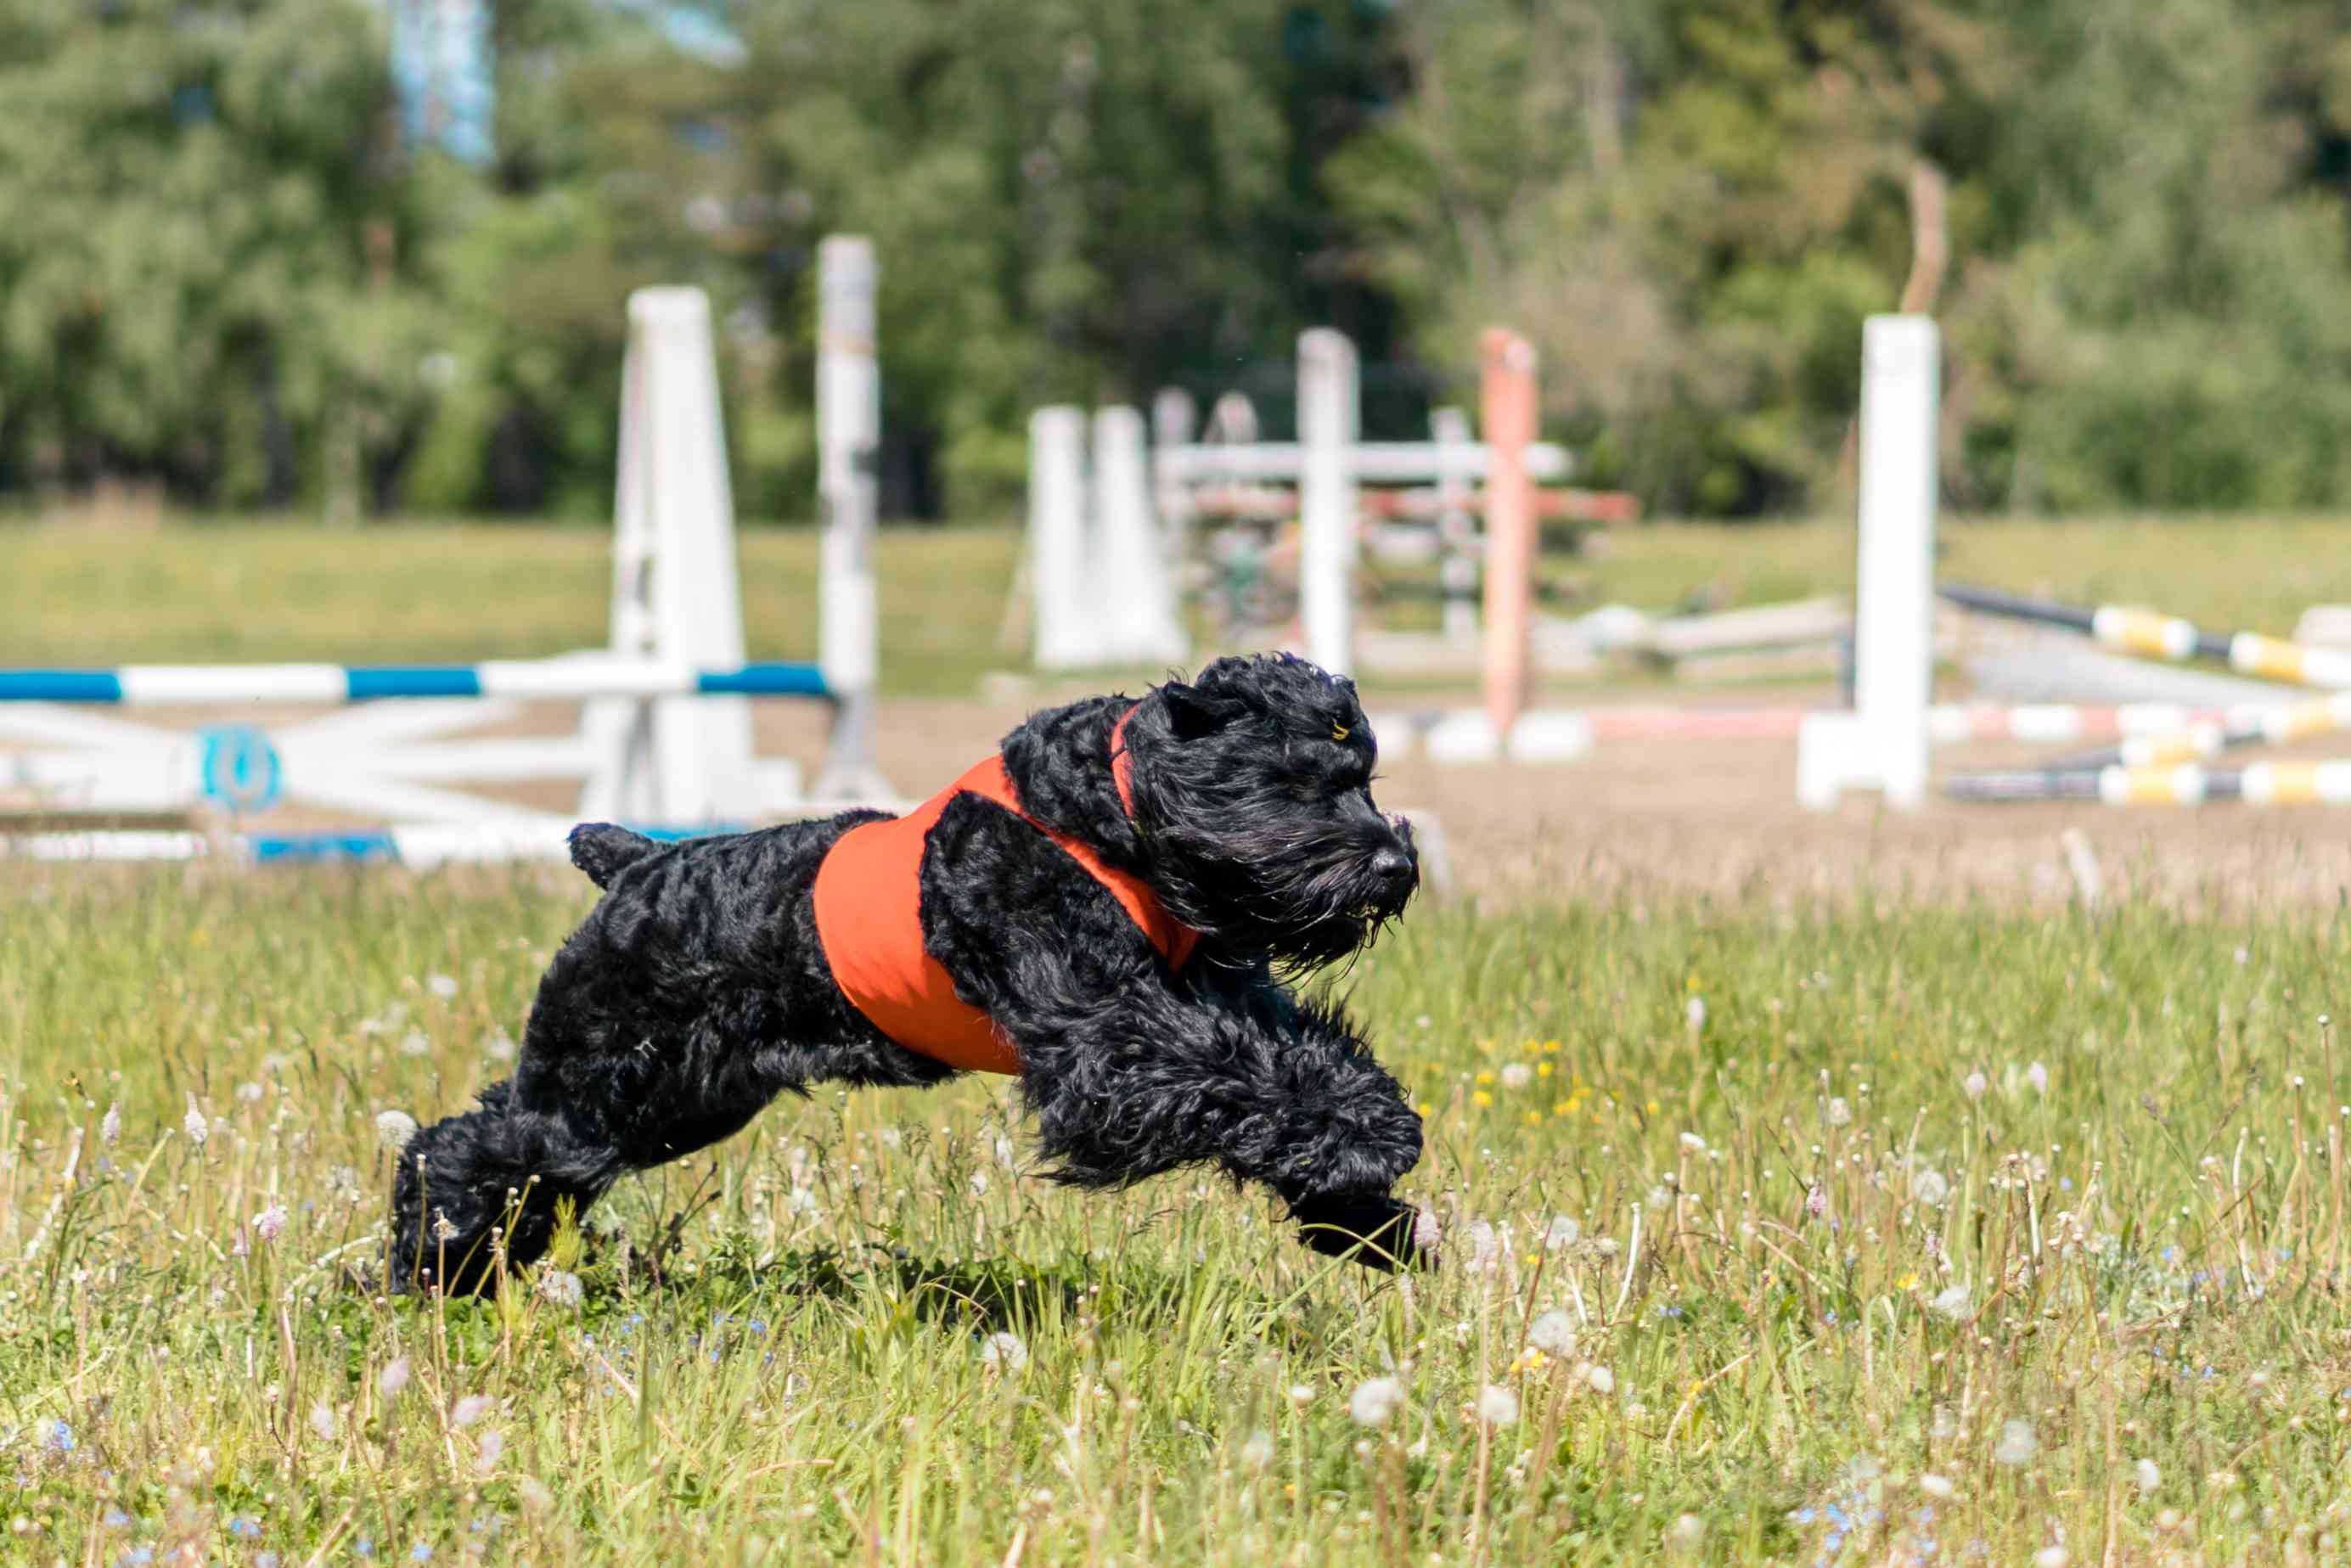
(1290, 1191, 1431, 1273)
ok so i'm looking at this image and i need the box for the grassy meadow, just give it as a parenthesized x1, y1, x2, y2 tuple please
(6, 869, 2351, 1564)
(8, 512, 2351, 698)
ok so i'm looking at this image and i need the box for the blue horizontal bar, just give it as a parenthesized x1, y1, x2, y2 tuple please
(0, 671, 125, 702)
(248, 832, 401, 863)
(345, 666, 484, 700)
(696, 662, 829, 698)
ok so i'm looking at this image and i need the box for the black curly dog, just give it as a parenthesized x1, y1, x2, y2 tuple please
(390, 653, 1428, 1293)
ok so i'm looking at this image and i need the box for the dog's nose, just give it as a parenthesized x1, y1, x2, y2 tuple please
(1371, 848, 1415, 882)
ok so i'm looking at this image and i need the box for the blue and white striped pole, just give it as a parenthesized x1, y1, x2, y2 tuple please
(0, 660, 830, 706)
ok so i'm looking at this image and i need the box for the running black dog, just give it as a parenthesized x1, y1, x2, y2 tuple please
(390, 653, 1428, 1293)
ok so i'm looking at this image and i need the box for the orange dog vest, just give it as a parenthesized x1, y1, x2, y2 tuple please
(811, 711, 1199, 1075)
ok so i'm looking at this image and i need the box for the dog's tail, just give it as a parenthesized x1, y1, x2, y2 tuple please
(568, 822, 657, 889)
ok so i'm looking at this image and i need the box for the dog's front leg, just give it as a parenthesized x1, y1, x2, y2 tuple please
(1018, 964, 1429, 1270)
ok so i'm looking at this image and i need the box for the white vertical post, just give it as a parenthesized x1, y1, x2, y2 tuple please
(1797, 314, 1938, 809)
(1151, 386, 1196, 564)
(1480, 329, 1538, 746)
(1092, 406, 1190, 666)
(1030, 406, 1097, 669)
(814, 235, 888, 799)
(1297, 329, 1358, 677)
(1431, 406, 1477, 643)
(581, 286, 759, 822)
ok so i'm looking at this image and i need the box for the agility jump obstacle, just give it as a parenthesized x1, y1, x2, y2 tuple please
(2, 244, 892, 864)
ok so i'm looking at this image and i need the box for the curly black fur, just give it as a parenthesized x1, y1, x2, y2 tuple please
(389, 653, 1427, 1294)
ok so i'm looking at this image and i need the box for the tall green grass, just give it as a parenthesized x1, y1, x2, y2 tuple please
(4, 871, 2347, 1562)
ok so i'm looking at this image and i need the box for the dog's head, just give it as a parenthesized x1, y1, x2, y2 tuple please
(1123, 653, 1418, 969)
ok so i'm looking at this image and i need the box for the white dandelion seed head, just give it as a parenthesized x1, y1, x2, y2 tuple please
(308, 1402, 336, 1442)
(252, 1203, 288, 1245)
(379, 1357, 411, 1398)
(993, 1134, 1017, 1169)
(2034, 1548, 2067, 1568)
(1647, 1185, 1672, 1210)
(1919, 1472, 1954, 1498)
(1994, 1419, 2037, 1465)
(1826, 1097, 1853, 1127)
(431, 1211, 458, 1242)
(427, 974, 459, 1000)
(398, 1030, 431, 1059)
(2134, 1458, 2160, 1493)
(786, 1187, 821, 1216)
(1240, 1430, 1275, 1469)
(1349, 1377, 1403, 1428)
(483, 1029, 516, 1063)
(1500, 1063, 1532, 1090)
(1911, 1167, 1950, 1206)
(1287, 1384, 1316, 1410)
(536, 1270, 584, 1309)
(374, 1110, 419, 1151)
(1545, 1216, 1580, 1250)
(980, 1332, 1028, 1372)
(969, 1172, 989, 1197)
(1668, 1514, 1705, 1548)
(1932, 1284, 1972, 1319)
(1963, 1070, 1988, 1101)
(1465, 1221, 1500, 1273)
(2027, 1060, 2050, 1095)
(236, 1081, 264, 1104)
(1414, 1206, 1443, 1251)
(1527, 1309, 1576, 1357)
(99, 1102, 121, 1146)
(1476, 1385, 1520, 1426)
(452, 1394, 492, 1428)
(1583, 1363, 1616, 1395)
(475, 1427, 504, 1474)
(1685, 997, 1707, 1031)
(1679, 1132, 1707, 1152)
(183, 1099, 209, 1147)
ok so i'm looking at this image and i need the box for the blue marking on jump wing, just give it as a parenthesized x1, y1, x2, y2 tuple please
(248, 832, 402, 863)
(695, 662, 829, 698)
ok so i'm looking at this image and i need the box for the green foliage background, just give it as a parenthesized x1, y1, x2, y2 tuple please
(3, 0, 2350, 520)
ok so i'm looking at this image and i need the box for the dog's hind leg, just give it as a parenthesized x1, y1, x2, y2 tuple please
(389, 1077, 626, 1295)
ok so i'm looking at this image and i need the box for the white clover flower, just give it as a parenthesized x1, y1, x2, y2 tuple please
(427, 974, 459, 1000)
(452, 1394, 492, 1428)
(308, 1402, 336, 1442)
(1527, 1309, 1576, 1357)
(1825, 1097, 1853, 1127)
(100, 1102, 121, 1147)
(1932, 1285, 1972, 1319)
(375, 1110, 419, 1151)
(536, 1270, 584, 1309)
(1910, 1167, 1950, 1206)
(1545, 1216, 1580, 1250)
(981, 1332, 1028, 1372)
(252, 1203, 288, 1245)
(2027, 1060, 2050, 1095)
(1500, 1063, 1533, 1090)
(1993, 1419, 2036, 1465)
(183, 1099, 209, 1147)
(1240, 1430, 1275, 1469)
(1476, 1385, 1520, 1426)
(1349, 1377, 1403, 1428)
(380, 1357, 411, 1398)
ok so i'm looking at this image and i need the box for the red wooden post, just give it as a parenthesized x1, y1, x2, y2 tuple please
(1480, 329, 1538, 746)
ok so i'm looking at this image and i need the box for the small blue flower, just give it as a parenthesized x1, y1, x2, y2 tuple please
(230, 1516, 261, 1538)
(356, 1540, 374, 1558)
(47, 1419, 74, 1453)
(120, 1549, 155, 1566)
(750, 1320, 768, 1335)
(259, 1554, 281, 1568)
(411, 1542, 434, 1563)
(103, 1508, 131, 1529)
(1791, 1507, 1818, 1525)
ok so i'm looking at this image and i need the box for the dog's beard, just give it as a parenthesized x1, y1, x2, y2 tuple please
(1156, 826, 1417, 974)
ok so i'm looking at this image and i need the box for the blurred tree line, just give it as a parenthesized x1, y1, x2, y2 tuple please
(2, 0, 2348, 521)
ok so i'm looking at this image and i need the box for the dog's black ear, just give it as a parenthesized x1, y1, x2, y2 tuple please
(1159, 682, 1243, 741)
